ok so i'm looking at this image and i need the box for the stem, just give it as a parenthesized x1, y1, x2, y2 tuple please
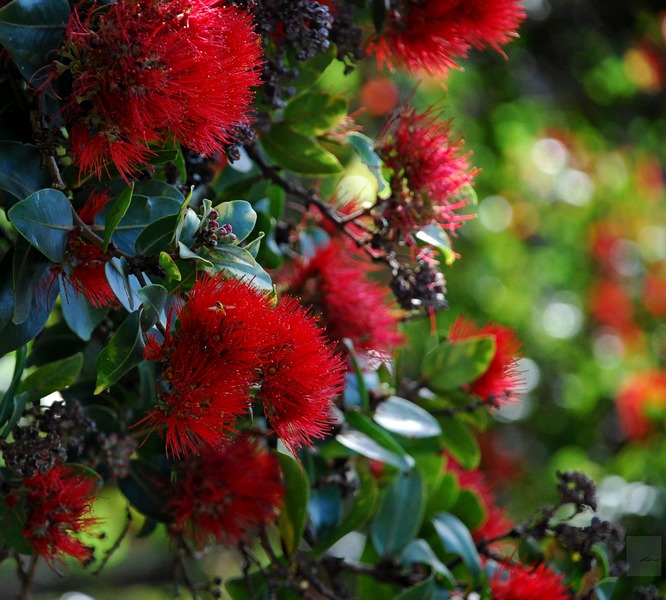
(27, 90, 65, 191)
(16, 553, 39, 600)
(93, 508, 132, 576)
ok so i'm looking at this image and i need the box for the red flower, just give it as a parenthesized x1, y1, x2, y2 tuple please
(55, 0, 261, 180)
(368, 0, 525, 76)
(489, 563, 571, 600)
(138, 277, 271, 458)
(378, 107, 477, 243)
(615, 370, 666, 440)
(283, 239, 403, 356)
(167, 435, 283, 547)
(258, 297, 346, 453)
(449, 316, 523, 405)
(588, 279, 634, 332)
(15, 464, 99, 567)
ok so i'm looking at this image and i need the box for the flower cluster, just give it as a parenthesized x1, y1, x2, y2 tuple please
(368, 0, 526, 76)
(449, 316, 523, 405)
(283, 238, 403, 356)
(377, 107, 477, 244)
(9, 464, 99, 567)
(167, 435, 283, 547)
(54, 0, 261, 180)
(139, 276, 345, 457)
(489, 563, 571, 600)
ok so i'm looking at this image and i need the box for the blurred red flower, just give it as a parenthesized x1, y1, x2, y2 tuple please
(587, 279, 635, 331)
(13, 464, 99, 567)
(378, 107, 476, 243)
(56, 0, 261, 180)
(284, 239, 403, 356)
(140, 277, 271, 458)
(368, 0, 525, 76)
(449, 316, 523, 405)
(616, 370, 666, 440)
(258, 296, 346, 453)
(489, 563, 570, 600)
(167, 435, 283, 546)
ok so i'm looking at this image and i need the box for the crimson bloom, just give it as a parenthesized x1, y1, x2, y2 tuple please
(368, 0, 525, 76)
(258, 296, 346, 454)
(378, 107, 477, 243)
(139, 277, 272, 458)
(55, 0, 261, 180)
(449, 316, 523, 405)
(489, 563, 571, 600)
(284, 238, 403, 356)
(615, 370, 666, 440)
(167, 435, 283, 547)
(11, 464, 99, 567)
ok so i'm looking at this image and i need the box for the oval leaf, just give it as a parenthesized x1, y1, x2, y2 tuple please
(431, 512, 481, 580)
(214, 200, 257, 244)
(278, 452, 310, 556)
(0, 142, 52, 204)
(18, 352, 83, 403)
(337, 430, 413, 472)
(373, 396, 442, 439)
(138, 284, 168, 331)
(438, 416, 480, 470)
(102, 182, 134, 250)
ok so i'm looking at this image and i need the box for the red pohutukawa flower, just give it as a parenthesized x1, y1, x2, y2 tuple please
(368, 0, 525, 76)
(378, 107, 477, 243)
(55, 0, 261, 180)
(11, 464, 99, 567)
(167, 435, 283, 546)
(284, 239, 403, 356)
(449, 316, 523, 405)
(615, 370, 666, 440)
(139, 277, 271, 457)
(258, 296, 346, 454)
(489, 563, 571, 600)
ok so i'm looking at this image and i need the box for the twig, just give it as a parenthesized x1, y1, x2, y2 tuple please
(27, 91, 66, 191)
(16, 553, 39, 600)
(93, 507, 132, 576)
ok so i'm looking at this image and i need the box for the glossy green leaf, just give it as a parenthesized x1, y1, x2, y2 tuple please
(0, 0, 70, 82)
(138, 284, 167, 330)
(423, 337, 496, 393)
(159, 251, 182, 281)
(402, 539, 455, 586)
(118, 460, 170, 522)
(288, 46, 335, 91)
(102, 182, 134, 250)
(59, 276, 108, 341)
(452, 489, 487, 532)
(135, 213, 179, 255)
(373, 396, 442, 439)
(174, 207, 200, 246)
(177, 242, 213, 270)
(215, 200, 257, 243)
(396, 316, 441, 382)
(438, 416, 480, 470)
(416, 225, 456, 266)
(225, 570, 271, 600)
(0, 142, 52, 204)
(594, 577, 618, 600)
(337, 430, 413, 471)
(94, 311, 145, 394)
(18, 352, 83, 403)
(1, 391, 28, 437)
(344, 411, 414, 469)
(12, 236, 50, 324)
(8, 188, 73, 263)
(372, 469, 425, 557)
(396, 575, 436, 600)
(431, 512, 481, 580)
(344, 340, 370, 410)
(0, 345, 26, 431)
(105, 257, 142, 312)
(0, 493, 32, 555)
(278, 452, 310, 556)
(425, 473, 460, 520)
(347, 131, 390, 198)
(200, 245, 273, 290)
(284, 92, 347, 136)
(261, 124, 343, 176)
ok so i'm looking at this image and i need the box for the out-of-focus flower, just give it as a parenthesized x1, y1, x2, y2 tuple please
(643, 272, 666, 317)
(588, 279, 634, 331)
(54, 0, 261, 180)
(615, 370, 666, 440)
(360, 77, 400, 116)
(368, 0, 525, 76)
(258, 296, 345, 453)
(377, 107, 476, 243)
(489, 563, 571, 600)
(283, 238, 403, 356)
(10, 464, 99, 567)
(167, 435, 283, 546)
(139, 277, 271, 458)
(449, 316, 523, 405)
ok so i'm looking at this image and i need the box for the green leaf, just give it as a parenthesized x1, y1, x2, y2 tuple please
(0, 142, 52, 205)
(138, 284, 167, 331)
(102, 182, 134, 251)
(0, 493, 32, 555)
(416, 225, 457, 266)
(312, 463, 379, 555)
(422, 336, 496, 393)
(395, 575, 436, 600)
(8, 188, 73, 262)
(371, 0, 387, 33)
(17, 352, 83, 404)
(371, 469, 425, 557)
(438, 417, 480, 470)
(134, 213, 179, 255)
(283, 92, 347, 136)
(200, 245, 273, 290)
(261, 125, 343, 176)
(396, 316, 441, 383)
(94, 311, 145, 394)
(159, 251, 182, 281)
(288, 46, 335, 91)
(1, 391, 28, 437)
(431, 513, 481, 580)
(347, 132, 390, 198)
(0, 0, 70, 82)
(451, 489, 487, 532)
(105, 257, 142, 312)
(402, 539, 455, 586)
(225, 570, 271, 600)
(118, 460, 170, 522)
(425, 473, 460, 520)
(594, 577, 618, 600)
(337, 430, 413, 471)
(215, 200, 257, 244)
(59, 277, 108, 341)
(344, 340, 370, 410)
(278, 452, 310, 556)
(177, 242, 213, 270)
(373, 396, 441, 439)
(12, 236, 50, 325)
(0, 345, 26, 431)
